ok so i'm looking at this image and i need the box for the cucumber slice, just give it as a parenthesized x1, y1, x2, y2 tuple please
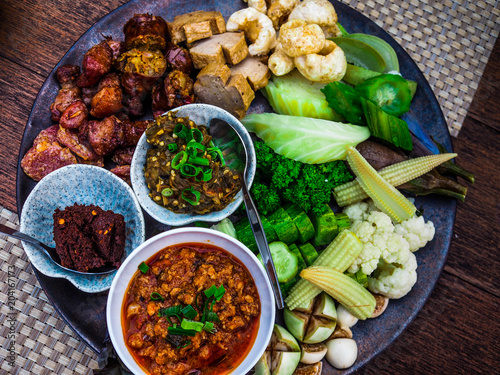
(347, 33, 399, 73)
(258, 242, 299, 283)
(288, 243, 307, 271)
(307, 205, 338, 247)
(268, 207, 300, 244)
(284, 204, 315, 243)
(234, 216, 277, 253)
(297, 242, 319, 266)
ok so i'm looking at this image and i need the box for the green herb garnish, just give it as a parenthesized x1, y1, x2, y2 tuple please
(138, 262, 149, 274)
(150, 292, 164, 302)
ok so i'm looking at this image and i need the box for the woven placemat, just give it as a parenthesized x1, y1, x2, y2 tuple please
(0, 207, 99, 375)
(343, 0, 500, 137)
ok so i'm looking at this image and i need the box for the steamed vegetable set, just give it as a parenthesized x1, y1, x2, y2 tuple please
(203, 0, 475, 373)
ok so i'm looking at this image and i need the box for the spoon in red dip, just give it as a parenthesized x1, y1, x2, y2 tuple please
(0, 223, 117, 275)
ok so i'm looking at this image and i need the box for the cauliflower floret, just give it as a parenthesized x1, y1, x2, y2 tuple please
(366, 211, 394, 234)
(395, 215, 435, 252)
(380, 232, 411, 265)
(348, 242, 382, 275)
(342, 201, 371, 223)
(368, 252, 418, 299)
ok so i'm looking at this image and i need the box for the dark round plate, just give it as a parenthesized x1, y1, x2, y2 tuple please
(16, 0, 456, 373)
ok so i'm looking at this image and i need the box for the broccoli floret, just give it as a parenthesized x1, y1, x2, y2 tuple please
(252, 141, 353, 216)
(250, 181, 281, 215)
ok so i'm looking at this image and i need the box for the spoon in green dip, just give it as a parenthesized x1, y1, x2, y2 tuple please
(210, 118, 285, 309)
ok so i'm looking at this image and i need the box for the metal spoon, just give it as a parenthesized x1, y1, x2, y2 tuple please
(0, 223, 117, 275)
(210, 118, 285, 309)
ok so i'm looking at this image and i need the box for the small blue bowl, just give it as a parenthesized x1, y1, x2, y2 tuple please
(130, 103, 256, 226)
(19, 164, 146, 293)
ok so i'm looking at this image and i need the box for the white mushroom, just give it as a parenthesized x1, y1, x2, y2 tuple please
(336, 304, 359, 328)
(294, 40, 347, 83)
(278, 19, 325, 57)
(325, 338, 358, 369)
(227, 7, 277, 56)
(370, 294, 390, 318)
(268, 43, 295, 76)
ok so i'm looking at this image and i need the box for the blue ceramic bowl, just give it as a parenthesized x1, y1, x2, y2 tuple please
(19, 164, 146, 293)
(130, 103, 256, 226)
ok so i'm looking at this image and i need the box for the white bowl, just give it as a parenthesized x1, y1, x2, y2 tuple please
(107, 227, 275, 375)
(130, 103, 256, 226)
(19, 164, 146, 293)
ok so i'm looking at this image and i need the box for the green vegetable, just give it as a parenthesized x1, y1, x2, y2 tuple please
(181, 305, 197, 320)
(249, 180, 281, 215)
(150, 292, 164, 302)
(301, 266, 376, 320)
(297, 242, 319, 266)
(288, 244, 307, 271)
(308, 204, 338, 247)
(181, 319, 204, 332)
(234, 215, 277, 253)
(334, 153, 458, 206)
(337, 22, 349, 36)
(346, 146, 416, 223)
(268, 208, 300, 244)
(241, 113, 371, 164)
(258, 242, 299, 283)
(329, 36, 386, 73)
(251, 140, 353, 215)
(210, 218, 237, 239)
(361, 98, 413, 151)
(285, 230, 363, 310)
(346, 33, 399, 72)
(284, 203, 315, 243)
(181, 187, 201, 205)
(355, 74, 412, 117)
(321, 81, 366, 125)
(138, 261, 149, 274)
(167, 326, 197, 336)
(262, 70, 344, 121)
(343, 64, 418, 97)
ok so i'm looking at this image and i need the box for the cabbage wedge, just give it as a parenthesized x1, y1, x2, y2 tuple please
(241, 113, 370, 164)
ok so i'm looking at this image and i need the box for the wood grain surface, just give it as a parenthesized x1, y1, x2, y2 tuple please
(0, 0, 498, 374)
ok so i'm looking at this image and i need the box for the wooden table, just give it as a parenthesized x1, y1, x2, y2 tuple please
(1, 1, 498, 373)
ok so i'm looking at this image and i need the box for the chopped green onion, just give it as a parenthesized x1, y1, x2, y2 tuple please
(181, 319, 204, 332)
(207, 147, 225, 166)
(172, 151, 188, 169)
(150, 292, 164, 302)
(161, 188, 174, 197)
(181, 305, 198, 320)
(168, 143, 178, 152)
(191, 128, 203, 143)
(202, 321, 216, 333)
(214, 285, 226, 301)
(167, 326, 197, 336)
(138, 261, 149, 274)
(180, 164, 201, 177)
(158, 305, 182, 324)
(195, 168, 212, 182)
(174, 123, 188, 139)
(188, 155, 210, 166)
(202, 311, 220, 323)
(204, 285, 217, 298)
(186, 140, 206, 156)
(181, 187, 201, 205)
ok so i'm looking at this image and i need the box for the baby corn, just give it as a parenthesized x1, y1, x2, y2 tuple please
(334, 152, 458, 207)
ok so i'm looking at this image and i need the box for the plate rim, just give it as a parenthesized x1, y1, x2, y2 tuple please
(14, 0, 457, 370)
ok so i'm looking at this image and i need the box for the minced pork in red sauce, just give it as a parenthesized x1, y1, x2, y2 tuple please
(122, 243, 261, 375)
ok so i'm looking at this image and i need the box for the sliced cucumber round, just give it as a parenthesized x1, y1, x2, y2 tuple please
(258, 242, 298, 283)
